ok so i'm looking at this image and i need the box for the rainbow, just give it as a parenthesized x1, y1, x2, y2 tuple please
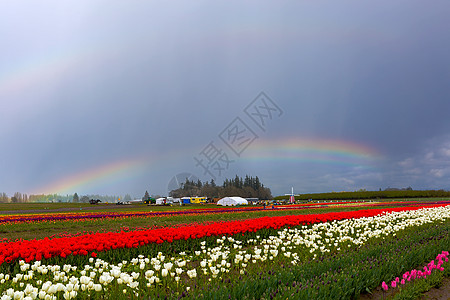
(32, 137, 381, 195)
(242, 137, 381, 168)
(33, 157, 149, 195)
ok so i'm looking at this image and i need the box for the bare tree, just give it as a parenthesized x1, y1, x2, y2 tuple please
(13, 192, 22, 203)
(0, 193, 8, 203)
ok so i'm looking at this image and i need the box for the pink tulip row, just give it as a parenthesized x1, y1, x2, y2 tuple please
(382, 251, 449, 291)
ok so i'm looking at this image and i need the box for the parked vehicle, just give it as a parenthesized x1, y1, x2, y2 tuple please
(181, 196, 207, 204)
(143, 197, 156, 204)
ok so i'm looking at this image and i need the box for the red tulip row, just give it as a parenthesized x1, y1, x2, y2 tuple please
(1, 200, 443, 226)
(0, 202, 361, 225)
(0, 204, 447, 266)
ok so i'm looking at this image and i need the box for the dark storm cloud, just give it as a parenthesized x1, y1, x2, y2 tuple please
(1, 1, 450, 197)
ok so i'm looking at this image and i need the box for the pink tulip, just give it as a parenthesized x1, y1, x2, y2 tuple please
(382, 251, 448, 292)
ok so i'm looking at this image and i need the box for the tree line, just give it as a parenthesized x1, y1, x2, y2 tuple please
(0, 192, 64, 203)
(71, 193, 125, 203)
(0, 192, 124, 203)
(273, 189, 450, 201)
(169, 175, 272, 200)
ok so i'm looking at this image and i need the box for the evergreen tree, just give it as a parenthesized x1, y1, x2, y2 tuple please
(244, 175, 250, 188)
(168, 175, 272, 200)
(73, 193, 79, 203)
(234, 175, 240, 188)
(255, 176, 261, 190)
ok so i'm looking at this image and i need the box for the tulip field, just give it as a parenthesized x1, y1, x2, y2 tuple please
(0, 201, 449, 299)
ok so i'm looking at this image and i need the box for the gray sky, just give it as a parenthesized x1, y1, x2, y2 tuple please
(1, 1, 450, 198)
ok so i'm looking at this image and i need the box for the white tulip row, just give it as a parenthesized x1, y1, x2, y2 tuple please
(1, 205, 449, 299)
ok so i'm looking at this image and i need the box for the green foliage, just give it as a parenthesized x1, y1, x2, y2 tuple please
(390, 265, 450, 300)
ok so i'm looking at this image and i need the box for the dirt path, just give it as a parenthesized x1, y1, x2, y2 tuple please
(420, 278, 450, 300)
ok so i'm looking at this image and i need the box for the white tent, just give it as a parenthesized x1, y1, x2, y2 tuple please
(155, 197, 166, 205)
(217, 197, 248, 206)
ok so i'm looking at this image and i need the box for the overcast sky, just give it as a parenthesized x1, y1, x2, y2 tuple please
(1, 1, 450, 198)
